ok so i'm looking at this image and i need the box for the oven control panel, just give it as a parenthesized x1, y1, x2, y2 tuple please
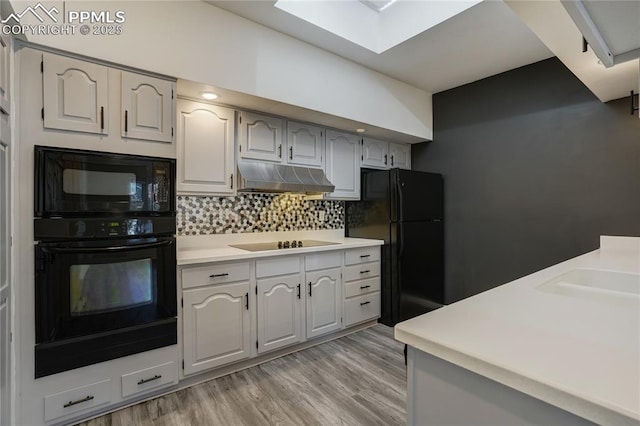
(34, 217, 176, 241)
(75, 219, 154, 238)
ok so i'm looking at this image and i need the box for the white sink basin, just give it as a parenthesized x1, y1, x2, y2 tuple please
(538, 268, 640, 301)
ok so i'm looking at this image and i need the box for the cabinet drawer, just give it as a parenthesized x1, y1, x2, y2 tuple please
(305, 251, 341, 271)
(256, 256, 300, 278)
(344, 292, 380, 327)
(345, 277, 380, 298)
(344, 262, 380, 282)
(345, 247, 380, 265)
(121, 361, 177, 398)
(182, 262, 250, 289)
(44, 379, 112, 422)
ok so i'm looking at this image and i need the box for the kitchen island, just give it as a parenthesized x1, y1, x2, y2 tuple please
(395, 236, 640, 426)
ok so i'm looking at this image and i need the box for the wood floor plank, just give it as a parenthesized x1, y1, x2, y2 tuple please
(77, 324, 406, 426)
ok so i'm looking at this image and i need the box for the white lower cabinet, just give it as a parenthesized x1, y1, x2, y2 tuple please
(183, 282, 251, 375)
(121, 361, 177, 398)
(179, 247, 381, 377)
(44, 379, 112, 422)
(344, 292, 381, 327)
(343, 248, 382, 326)
(257, 273, 304, 354)
(305, 268, 342, 338)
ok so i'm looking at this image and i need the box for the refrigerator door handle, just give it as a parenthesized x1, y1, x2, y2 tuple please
(398, 222, 404, 258)
(396, 179, 404, 222)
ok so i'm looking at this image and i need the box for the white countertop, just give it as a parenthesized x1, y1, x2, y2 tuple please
(395, 236, 640, 425)
(177, 229, 384, 265)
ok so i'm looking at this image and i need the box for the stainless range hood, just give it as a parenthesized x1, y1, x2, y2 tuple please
(236, 161, 335, 194)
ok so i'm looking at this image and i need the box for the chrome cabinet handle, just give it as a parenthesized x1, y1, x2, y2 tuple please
(137, 374, 162, 385)
(210, 273, 229, 278)
(63, 395, 94, 408)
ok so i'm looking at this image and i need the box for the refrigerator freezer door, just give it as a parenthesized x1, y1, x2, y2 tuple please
(397, 220, 444, 322)
(391, 169, 443, 222)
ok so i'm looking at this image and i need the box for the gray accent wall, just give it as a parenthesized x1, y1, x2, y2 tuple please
(412, 57, 640, 303)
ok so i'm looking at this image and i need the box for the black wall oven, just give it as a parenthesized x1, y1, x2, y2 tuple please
(34, 147, 177, 378)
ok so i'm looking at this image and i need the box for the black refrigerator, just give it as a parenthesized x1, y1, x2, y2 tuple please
(345, 168, 444, 326)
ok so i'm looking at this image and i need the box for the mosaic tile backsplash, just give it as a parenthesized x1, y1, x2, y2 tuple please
(177, 193, 344, 235)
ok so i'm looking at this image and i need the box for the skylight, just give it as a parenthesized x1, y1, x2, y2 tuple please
(274, 0, 482, 54)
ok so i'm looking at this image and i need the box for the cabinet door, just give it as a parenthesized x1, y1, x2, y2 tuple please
(389, 142, 411, 170)
(177, 99, 235, 194)
(306, 268, 342, 339)
(183, 282, 251, 375)
(286, 121, 324, 168)
(325, 130, 360, 200)
(0, 36, 9, 114)
(42, 53, 109, 134)
(121, 71, 174, 143)
(0, 142, 9, 426)
(361, 137, 389, 169)
(257, 274, 304, 353)
(238, 111, 283, 162)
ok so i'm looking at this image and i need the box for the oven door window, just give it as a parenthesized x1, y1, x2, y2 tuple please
(70, 258, 153, 316)
(35, 238, 176, 343)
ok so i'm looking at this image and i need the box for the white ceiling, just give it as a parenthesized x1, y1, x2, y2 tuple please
(206, 0, 554, 94)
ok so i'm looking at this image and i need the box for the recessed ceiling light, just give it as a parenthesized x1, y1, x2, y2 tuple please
(201, 92, 219, 100)
(356, 128, 366, 133)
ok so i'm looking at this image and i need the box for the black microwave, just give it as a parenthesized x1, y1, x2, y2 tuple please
(35, 146, 175, 218)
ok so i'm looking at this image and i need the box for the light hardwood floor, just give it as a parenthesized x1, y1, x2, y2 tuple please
(78, 325, 407, 426)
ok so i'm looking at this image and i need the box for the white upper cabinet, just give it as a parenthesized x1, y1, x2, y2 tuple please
(177, 99, 235, 195)
(121, 71, 174, 143)
(238, 111, 284, 162)
(325, 130, 360, 200)
(42, 53, 109, 135)
(286, 121, 324, 168)
(389, 142, 411, 170)
(305, 268, 342, 339)
(361, 137, 389, 169)
(0, 36, 9, 114)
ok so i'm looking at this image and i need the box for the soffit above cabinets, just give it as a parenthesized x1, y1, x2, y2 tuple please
(561, 0, 640, 67)
(176, 79, 426, 144)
